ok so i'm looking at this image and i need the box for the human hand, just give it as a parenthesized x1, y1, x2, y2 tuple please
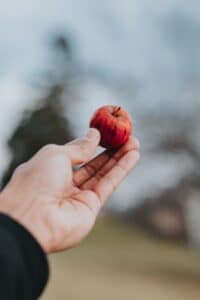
(0, 129, 140, 253)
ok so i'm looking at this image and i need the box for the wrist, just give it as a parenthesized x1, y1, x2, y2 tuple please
(0, 189, 49, 253)
(0, 188, 12, 215)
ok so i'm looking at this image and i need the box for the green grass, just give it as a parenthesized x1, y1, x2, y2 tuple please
(41, 218, 200, 300)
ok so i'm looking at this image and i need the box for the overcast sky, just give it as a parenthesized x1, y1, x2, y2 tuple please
(1, 0, 200, 80)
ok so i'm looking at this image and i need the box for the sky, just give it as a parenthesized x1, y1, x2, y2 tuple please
(1, 0, 200, 81)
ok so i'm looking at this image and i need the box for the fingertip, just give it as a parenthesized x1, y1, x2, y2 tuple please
(87, 128, 101, 143)
(127, 136, 140, 150)
(128, 150, 141, 166)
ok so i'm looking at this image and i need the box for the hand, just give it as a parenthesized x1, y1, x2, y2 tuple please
(0, 129, 140, 253)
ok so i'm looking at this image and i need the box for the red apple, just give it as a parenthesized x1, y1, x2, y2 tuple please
(90, 105, 133, 149)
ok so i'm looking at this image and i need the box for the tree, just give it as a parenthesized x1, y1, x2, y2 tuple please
(2, 33, 76, 187)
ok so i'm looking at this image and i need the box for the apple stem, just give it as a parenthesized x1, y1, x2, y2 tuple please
(117, 106, 121, 112)
(114, 106, 121, 115)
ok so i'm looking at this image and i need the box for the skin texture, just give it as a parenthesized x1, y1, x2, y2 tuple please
(90, 105, 133, 149)
(0, 128, 140, 254)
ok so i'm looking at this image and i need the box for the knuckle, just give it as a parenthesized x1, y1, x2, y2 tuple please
(42, 144, 60, 154)
(96, 169, 105, 180)
(84, 164, 97, 176)
(14, 163, 27, 175)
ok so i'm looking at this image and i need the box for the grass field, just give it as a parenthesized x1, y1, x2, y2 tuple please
(41, 218, 200, 300)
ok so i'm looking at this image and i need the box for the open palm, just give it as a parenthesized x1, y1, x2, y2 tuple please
(0, 129, 140, 253)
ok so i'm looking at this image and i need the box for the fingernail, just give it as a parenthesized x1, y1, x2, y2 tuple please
(86, 128, 100, 141)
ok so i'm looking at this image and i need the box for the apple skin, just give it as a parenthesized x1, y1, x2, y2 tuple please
(90, 105, 133, 149)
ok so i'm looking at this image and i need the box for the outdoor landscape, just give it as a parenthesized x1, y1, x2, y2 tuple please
(42, 218, 200, 300)
(0, 1, 200, 299)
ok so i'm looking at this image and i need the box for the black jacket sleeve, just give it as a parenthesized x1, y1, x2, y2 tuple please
(0, 213, 49, 300)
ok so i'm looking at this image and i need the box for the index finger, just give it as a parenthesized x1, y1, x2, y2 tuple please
(73, 137, 140, 187)
(92, 149, 140, 205)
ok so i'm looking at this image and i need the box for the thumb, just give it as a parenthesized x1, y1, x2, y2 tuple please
(64, 128, 100, 165)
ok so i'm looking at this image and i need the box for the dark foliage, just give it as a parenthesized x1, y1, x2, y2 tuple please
(2, 85, 73, 187)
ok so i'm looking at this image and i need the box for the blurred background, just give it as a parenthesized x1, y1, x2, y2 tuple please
(0, 0, 200, 299)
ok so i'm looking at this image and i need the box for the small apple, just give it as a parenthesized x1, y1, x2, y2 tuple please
(90, 105, 133, 149)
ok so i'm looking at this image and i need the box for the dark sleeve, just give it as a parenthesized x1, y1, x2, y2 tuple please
(0, 213, 49, 300)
